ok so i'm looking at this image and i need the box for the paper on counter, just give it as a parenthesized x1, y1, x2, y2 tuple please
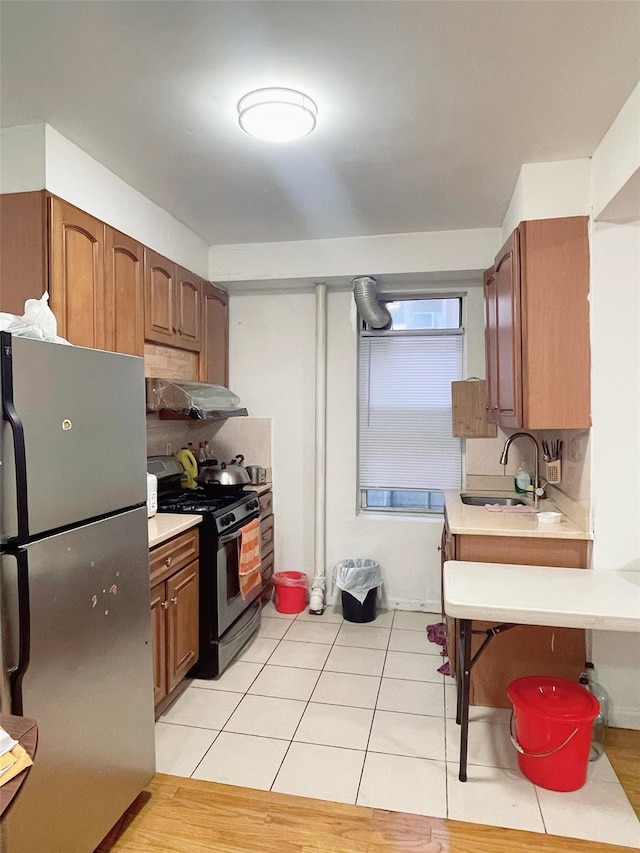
(0, 726, 19, 757)
(0, 743, 33, 787)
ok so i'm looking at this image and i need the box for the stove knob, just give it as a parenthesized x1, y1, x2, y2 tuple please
(227, 512, 236, 524)
(249, 499, 259, 511)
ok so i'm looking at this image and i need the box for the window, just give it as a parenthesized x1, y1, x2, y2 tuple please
(358, 296, 463, 514)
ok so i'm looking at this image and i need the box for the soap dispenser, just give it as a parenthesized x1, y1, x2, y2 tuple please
(514, 466, 531, 494)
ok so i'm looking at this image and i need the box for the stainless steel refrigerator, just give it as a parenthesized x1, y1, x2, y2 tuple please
(0, 332, 155, 853)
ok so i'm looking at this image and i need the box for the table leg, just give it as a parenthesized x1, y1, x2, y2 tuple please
(455, 619, 463, 725)
(458, 618, 471, 782)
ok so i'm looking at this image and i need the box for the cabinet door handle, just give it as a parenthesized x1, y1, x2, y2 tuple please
(437, 545, 442, 552)
(170, 596, 178, 605)
(165, 556, 173, 567)
(161, 600, 169, 610)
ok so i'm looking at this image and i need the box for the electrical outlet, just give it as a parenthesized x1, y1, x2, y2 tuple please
(165, 441, 172, 455)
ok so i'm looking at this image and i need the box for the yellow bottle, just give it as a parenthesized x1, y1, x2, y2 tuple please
(175, 448, 198, 489)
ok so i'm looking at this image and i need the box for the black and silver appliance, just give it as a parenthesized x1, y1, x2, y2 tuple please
(0, 332, 155, 853)
(147, 456, 262, 677)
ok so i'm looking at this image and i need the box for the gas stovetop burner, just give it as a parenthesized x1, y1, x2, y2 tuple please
(156, 487, 260, 534)
(158, 491, 234, 513)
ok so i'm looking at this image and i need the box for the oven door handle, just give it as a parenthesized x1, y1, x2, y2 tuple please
(219, 528, 243, 546)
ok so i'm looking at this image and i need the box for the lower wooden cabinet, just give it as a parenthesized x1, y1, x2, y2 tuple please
(258, 490, 275, 604)
(149, 528, 200, 712)
(442, 520, 589, 708)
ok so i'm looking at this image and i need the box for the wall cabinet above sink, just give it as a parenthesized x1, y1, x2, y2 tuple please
(484, 216, 591, 430)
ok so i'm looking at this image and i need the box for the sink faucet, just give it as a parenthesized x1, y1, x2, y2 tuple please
(499, 432, 541, 507)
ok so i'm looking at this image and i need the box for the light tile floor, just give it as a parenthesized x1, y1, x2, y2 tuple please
(156, 603, 640, 848)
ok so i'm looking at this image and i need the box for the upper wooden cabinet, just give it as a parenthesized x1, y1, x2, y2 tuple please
(175, 266, 202, 350)
(0, 191, 49, 316)
(1, 191, 228, 375)
(144, 249, 176, 346)
(0, 192, 144, 356)
(200, 281, 229, 386)
(104, 228, 145, 357)
(485, 217, 590, 430)
(144, 248, 202, 353)
(49, 197, 107, 349)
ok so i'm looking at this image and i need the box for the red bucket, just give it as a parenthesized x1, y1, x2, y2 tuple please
(273, 571, 308, 614)
(508, 676, 600, 792)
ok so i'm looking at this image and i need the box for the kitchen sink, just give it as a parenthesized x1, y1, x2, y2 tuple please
(460, 495, 526, 506)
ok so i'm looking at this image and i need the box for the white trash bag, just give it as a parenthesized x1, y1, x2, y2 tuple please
(0, 292, 71, 344)
(333, 559, 382, 604)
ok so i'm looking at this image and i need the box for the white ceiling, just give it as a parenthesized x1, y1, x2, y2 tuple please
(1, 1, 639, 246)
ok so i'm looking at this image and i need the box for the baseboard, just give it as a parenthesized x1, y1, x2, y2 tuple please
(383, 598, 442, 615)
(325, 595, 442, 616)
(609, 707, 640, 730)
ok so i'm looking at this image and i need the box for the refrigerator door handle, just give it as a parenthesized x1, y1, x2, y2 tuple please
(1, 332, 30, 541)
(1, 550, 31, 716)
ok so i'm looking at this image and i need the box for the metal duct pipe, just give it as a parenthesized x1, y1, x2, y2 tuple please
(352, 275, 392, 329)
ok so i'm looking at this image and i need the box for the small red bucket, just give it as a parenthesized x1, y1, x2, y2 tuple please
(273, 571, 308, 614)
(508, 676, 600, 792)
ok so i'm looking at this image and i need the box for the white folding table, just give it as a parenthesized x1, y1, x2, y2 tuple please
(443, 560, 640, 781)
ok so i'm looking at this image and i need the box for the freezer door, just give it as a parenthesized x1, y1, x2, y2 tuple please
(1, 507, 155, 853)
(1, 335, 147, 541)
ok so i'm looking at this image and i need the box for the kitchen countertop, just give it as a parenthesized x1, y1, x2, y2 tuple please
(444, 561, 639, 630)
(443, 489, 591, 540)
(245, 482, 272, 497)
(148, 514, 202, 549)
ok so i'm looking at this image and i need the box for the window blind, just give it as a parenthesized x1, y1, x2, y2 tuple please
(358, 334, 463, 491)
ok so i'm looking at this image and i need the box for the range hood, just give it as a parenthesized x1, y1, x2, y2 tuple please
(145, 378, 248, 420)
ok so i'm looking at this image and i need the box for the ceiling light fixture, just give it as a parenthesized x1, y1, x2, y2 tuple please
(237, 87, 318, 142)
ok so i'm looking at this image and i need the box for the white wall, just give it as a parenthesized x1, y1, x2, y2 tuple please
(0, 124, 45, 193)
(587, 80, 640, 729)
(210, 228, 500, 285)
(228, 290, 317, 576)
(589, 220, 640, 727)
(591, 81, 640, 221)
(502, 159, 591, 238)
(0, 123, 209, 277)
(228, 281, 486, 612)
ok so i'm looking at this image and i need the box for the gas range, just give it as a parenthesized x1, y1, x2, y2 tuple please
(157, 488, 260, 535)
(147, 453, 262, 679)
(148, 453, 261, 535)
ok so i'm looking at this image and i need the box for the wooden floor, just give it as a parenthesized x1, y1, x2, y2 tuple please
(97, 730, 640, 853)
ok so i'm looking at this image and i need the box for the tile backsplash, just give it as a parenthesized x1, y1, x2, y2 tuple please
(465, 427, 590, 506)
(146, 415, 272, 469)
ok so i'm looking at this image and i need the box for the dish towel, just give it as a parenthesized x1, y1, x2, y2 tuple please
(239, 518, 262, 599)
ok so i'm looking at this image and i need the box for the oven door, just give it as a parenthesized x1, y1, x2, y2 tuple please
(217, 519, 261, 636)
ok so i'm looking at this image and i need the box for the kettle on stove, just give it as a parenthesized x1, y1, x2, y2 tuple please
(175, 448, 199, 489)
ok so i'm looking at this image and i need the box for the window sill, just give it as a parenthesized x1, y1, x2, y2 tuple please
(357, 509, 444, 522)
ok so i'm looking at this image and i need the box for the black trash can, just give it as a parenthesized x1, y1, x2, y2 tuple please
(341, 587, 377, 623)
(333, 559, 382, 623)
